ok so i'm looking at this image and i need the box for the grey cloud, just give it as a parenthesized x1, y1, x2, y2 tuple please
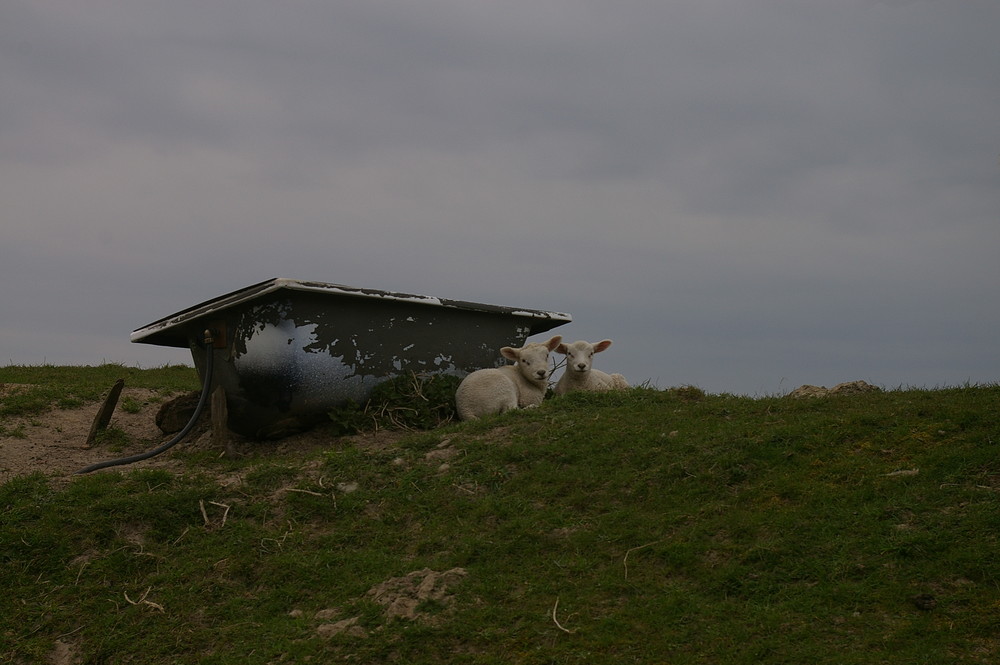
(1, 0, 998, 394)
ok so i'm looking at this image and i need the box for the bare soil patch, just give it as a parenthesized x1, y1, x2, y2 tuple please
(0, 388, 176, 483)
(0, 389, 411, 484)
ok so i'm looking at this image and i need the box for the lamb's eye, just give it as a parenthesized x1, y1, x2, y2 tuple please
(523, 360, 531, 365)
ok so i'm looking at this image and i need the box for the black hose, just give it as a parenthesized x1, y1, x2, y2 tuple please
(75, 330, 217, 475)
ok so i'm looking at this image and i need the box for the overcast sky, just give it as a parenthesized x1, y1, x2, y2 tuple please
(2, 0, 998, 396)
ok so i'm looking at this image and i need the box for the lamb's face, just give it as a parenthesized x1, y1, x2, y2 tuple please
(514, 343, 552, 382)
(564, 341, 595, 373)
(558, 339, 612, 374)
(500, 335, 561, 383)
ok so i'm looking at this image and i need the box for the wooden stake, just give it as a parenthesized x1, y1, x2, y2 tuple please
(210, 385, 234, 457)
(85, 378, 125, 448)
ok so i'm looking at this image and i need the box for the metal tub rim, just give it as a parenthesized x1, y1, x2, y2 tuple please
(131, 277, 573, 349)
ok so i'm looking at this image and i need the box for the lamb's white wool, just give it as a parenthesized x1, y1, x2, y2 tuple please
(455, 335, 562, 421)
(554, 339, 629, 396)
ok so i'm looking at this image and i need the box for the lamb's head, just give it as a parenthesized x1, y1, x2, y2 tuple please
(556, 339, 613, 374)
(501, 335, 562, 383)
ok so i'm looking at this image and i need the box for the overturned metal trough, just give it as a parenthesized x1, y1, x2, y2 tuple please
(132, 278, 571, 438)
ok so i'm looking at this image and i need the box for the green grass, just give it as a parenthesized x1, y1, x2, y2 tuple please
(0, 363, 198, 418)
(2, 367, 999, 663)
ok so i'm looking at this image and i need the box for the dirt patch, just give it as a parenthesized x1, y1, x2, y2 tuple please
(47, 638, 79, 665)
(787, 380, 882, 399)
(366, 567, 468, 621)
(0, 388, 416, 485)
(296, 567, 468, 641)
(0, 387, 181, 483)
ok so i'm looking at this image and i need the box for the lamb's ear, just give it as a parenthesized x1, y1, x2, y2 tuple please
(545, 335, 563, 351)
(594, 339, 613, 353)
(555, 343, 569, 355)
(500, 346, 520, 361)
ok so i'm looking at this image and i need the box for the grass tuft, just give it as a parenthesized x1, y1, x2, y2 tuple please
(326, 372, 464, 434)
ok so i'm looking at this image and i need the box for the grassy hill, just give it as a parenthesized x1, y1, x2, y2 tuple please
(2, 366, 999, 663)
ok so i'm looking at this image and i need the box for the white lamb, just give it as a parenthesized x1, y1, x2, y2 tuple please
(455, 335, 563, 421)
(554, 339, 630, 396)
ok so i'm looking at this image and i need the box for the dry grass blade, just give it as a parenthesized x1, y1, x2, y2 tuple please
(200, 500, 231, 527)
(623, 540, 664, 580)
(285, 488, 324, 497)
(551, 597, 575, 634)
(209, 501, 231, 527)
(124, 587, 165, 612)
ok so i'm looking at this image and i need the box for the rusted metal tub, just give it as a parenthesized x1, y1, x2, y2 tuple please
(131, 278, 572, 437)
